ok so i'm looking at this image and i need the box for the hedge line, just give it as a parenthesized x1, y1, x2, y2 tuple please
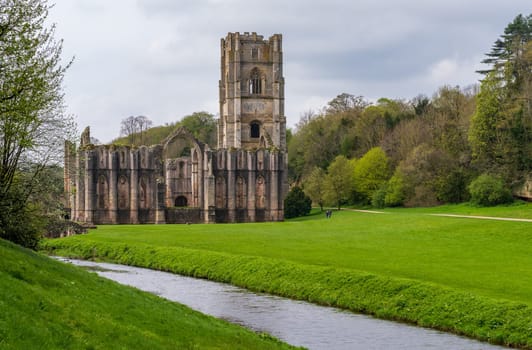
(40, 238, 532, 348)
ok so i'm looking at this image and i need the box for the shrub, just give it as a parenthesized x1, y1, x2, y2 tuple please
(468, 174, 513, 206)
(384, 170, 406, 207)
(435, 170, 470, 203)
(284, 186, 312, 219)
(0, 204, 44, 250)
(371, 185, 387, 208)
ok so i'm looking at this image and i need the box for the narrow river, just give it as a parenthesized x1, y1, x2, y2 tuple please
(58, 258, 506, 350)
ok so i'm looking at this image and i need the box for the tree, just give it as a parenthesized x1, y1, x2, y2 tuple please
(396, 144, 452, 207)
(324, 155, 355, 210)
(120, 116, 136, 142)
(136, 115, 153, 145)
(353, 147, 391, 202)
(179, 111, 217, 146)
(477, 14, 531, 77)
(284, 186, 312, 219)
(303, 167, 326, 211)
(471, 14, 532, 185)
(0, 0, 73, 248)
(120, 115, 153, 145)
(326, 93, 369, 114)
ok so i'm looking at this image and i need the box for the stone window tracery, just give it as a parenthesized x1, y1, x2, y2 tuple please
(249, 68, 261, 94)
(250, 122, 260, 138)
(175, 196, 187, 207)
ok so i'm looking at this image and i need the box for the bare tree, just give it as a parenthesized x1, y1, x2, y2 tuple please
(119, 115, 152, 145)
(135, 115, 153, 145)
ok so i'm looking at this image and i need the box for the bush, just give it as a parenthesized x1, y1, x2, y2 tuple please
(0, 204, 44, 250)
(371, 185, 387, 208)
(384, 170, 406, 207)
(468, 174, 513, 206)
(284, 186, 312, 219)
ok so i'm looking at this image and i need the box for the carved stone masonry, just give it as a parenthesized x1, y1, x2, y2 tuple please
(64, 32, 288, 224)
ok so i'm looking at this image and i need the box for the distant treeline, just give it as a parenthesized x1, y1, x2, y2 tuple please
(290, 14, 531, 208)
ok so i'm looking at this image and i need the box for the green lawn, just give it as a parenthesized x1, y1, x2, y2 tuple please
(58, 203, 532, 305)
(0, 239, 299, 350)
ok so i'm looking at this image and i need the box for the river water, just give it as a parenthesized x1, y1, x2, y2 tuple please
(58, 258, 506, 350)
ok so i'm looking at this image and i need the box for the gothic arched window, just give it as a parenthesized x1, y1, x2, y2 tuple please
(250, 122, 260, 138)
(175, 196, 188, 207)
(249, 68, 261, 94)
(97, 175, 108, 209)
(236, 176, 246, 209)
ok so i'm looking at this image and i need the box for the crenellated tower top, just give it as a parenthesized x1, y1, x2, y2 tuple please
(218, 32, 286, 151)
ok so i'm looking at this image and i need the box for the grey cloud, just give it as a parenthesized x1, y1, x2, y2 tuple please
(50, 0, 531, 143)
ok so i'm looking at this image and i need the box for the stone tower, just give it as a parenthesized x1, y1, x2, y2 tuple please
(218, 32, 286, 151)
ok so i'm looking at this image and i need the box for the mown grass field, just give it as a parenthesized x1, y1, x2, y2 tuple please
(52, 203, 532, 303)
(0, 239, 299, 350)
(41, 202, 532, 348)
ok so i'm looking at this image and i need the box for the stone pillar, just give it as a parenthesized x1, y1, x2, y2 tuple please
(247, 151, 256, 222)
(227, 150, 236, 222)
(155, 178, 166, 224)
(269, 152, 280, 221)
(204, 152, 216, 223)
(74, 150, 84, 222)
(84, 150, 94, 224)
(108, 151, 117, 223)
(129, 151, 139, 224)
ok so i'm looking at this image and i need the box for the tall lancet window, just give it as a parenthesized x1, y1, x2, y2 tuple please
(249, 68, 261, 94)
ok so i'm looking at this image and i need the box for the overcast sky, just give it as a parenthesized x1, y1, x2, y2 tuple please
(48, 0, 530, 143)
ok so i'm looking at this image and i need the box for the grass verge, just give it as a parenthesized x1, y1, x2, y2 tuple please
(0, 239, 300, 350)
(41, 237, 532, 349)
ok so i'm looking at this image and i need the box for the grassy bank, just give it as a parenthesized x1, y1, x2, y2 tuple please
(40, 203, 532, 348)
(0, 239, 299, 350)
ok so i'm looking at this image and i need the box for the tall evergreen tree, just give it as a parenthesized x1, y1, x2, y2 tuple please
(470, 14, 532, 186)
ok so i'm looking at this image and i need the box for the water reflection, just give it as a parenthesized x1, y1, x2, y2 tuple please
(58, 258, 507, 350)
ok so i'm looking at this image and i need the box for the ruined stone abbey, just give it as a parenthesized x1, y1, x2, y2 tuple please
(64, 32, 287, 224)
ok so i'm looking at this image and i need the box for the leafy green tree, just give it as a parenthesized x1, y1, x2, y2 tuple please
(179, 111, 217, 146)
(353, 147, 391, 202)
(396, 144, 451, 207)
(0, 0, 73, 248)
(284, 186, 312, 219)
(430, 85, 476, 158)
(303, 167, 326, 211)
(324, 155, 355, 210)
